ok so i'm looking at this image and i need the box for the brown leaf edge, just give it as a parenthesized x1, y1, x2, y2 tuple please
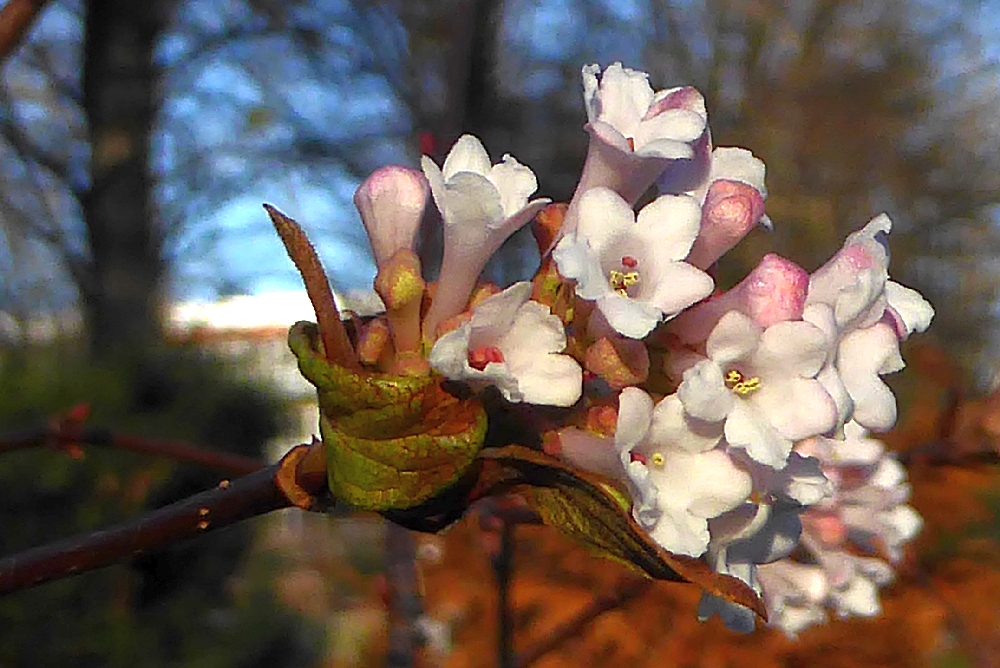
(470, 445, 767, 620)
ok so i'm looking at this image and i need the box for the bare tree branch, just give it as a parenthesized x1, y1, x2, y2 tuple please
(0, 440, 326, 597)
(0, 425, 265, 476)
(0, 0, 50, 64)
(513, 575, 652, 668)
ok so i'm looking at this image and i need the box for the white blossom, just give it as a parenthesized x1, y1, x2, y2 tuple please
(614, 388, 752, 557)
(421, 135, 551, 339)
(676, 311, 838, 468)
(553, 187, 713, 339)
(566, 63, 710, 227)
(428, 282, 582, 407)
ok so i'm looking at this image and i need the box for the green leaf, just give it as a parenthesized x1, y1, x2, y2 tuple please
(288, 322, 487, 511)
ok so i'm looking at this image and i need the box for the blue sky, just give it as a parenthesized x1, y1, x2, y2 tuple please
(5, 0, 1000, 311)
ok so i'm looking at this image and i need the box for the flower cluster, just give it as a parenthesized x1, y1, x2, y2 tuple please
(349, 62, 932, 633)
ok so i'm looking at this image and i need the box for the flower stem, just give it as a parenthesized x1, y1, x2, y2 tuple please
(493, 520, 515, 668)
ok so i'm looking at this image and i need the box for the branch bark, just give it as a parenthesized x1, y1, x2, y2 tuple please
(0, 425, 264, 476)
(0, 441, 326, 597)
(513, 575, 651, 668)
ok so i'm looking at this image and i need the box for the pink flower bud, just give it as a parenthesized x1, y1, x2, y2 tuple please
(687, 180, 766, 269)
(670, 254, 809, 345)
(354, 165, 429, 269)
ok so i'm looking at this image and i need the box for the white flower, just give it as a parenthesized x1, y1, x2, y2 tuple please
(428, 282, 581, 407)
(804, 215, 934, 431)
(421, 135, 551, 339)
(566, 64, 709, 225)
(753, 423, 922, 636)
(552, 187, 714, 339)
(756, 561, 829, 636)
(676, 311, 838, 468)
(698, 501, 806, 633)
(884, 280, 934, 340)
(614, 388, 753, 557)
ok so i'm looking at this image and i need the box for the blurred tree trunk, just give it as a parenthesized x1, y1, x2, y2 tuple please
(81, 0, 168, 355)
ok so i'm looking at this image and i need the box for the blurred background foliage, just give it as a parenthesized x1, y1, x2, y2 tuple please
(0, 346, 326, 666)
(0, 0, 998, 666)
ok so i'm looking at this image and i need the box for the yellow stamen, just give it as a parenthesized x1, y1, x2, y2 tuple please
(608, 269, 640, 296)
(724, 369, 761, 396)
(650, 452, 665, 467)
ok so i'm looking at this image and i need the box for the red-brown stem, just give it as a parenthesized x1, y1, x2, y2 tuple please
(513, 575, 651, 668)
(264, 204, 360, 370)
(0, 426, 263, 476)
(385, 522, 424, 668)
(0, 443, 325, 597)
(0, 0, 49, 63)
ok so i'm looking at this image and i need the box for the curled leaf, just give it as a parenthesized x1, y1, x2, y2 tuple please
(474, 445, 767, 619)
(289, 322, 487, 511)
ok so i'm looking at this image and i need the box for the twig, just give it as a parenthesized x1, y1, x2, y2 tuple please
(897, 441, 1000, 468)
(0, 426, 264, 476)
(513, 575, 651, 668)
(385, 522, 424, 668)
(0, 442, 326, 596)
(0, 0, 49, 63)
(492, 520, 515, 668)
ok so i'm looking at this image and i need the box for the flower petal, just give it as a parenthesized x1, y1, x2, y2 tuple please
(838, 324, 904, 431)
(752, 377, 837, 441)
(615, 386, 654, 452)
(725, 400, 792, 468)
(633, 193, 702, 260)
(885, 280, 934, 339)
(643, 260, 714, 320)
(499, 297, 567, 357)
(632, 108, 706, 150)
(648, 510, 710, 557)
(441, 134, 492, 180)
(753, 320, 829, 380)
(490, 154, 540, 217)
(575, 187, 635, 255)
(440, 171, 504, 231)
(597, 291, 664, 339)
(507, 353, 582, 407)
(678, 359, 734, 423)
(648, 393, 723, 453)
(469, 282, 531, 349)
(586, 62, 653, 136)
(706, 147, 767, 197)
(552, 234, 610, 301)
(705, 311, 760, 366)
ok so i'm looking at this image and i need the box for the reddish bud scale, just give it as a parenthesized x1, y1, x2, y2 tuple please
(630, 451, 647, 465)
(584, 405, 619, 437)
